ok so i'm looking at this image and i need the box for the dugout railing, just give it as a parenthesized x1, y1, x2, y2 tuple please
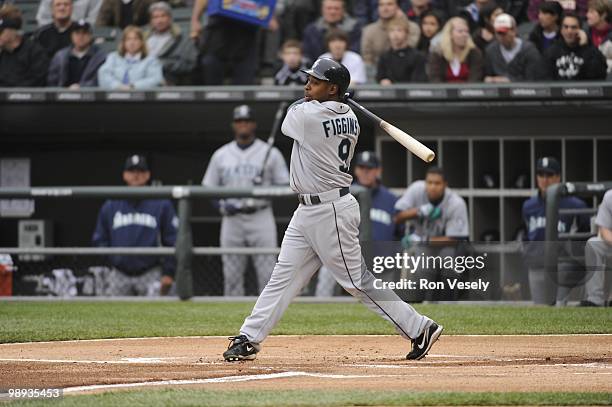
(0, 185, 372, 300)
(544, 181, 612, 290)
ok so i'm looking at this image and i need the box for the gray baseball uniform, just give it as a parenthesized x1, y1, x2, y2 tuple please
(202, 138, 289, 296)
(394, 180, 469, 301)
(394, 180, 469, 239)
(584, 189, 612, 306)
(239, 100, 431, 345)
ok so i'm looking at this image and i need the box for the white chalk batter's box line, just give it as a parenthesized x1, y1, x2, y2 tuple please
(1, 356, 610, 370)
(2, 333, 611, 346)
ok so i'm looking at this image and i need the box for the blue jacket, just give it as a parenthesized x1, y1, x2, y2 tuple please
(369, 184, 404, 241)
(97, 51, 164, 89)
(92, 199, 178, 276)
(47, 44, 107, 87)
(522, 193, 589, 263)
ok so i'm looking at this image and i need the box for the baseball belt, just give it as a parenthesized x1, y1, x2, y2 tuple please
(298, 187, 349, 206)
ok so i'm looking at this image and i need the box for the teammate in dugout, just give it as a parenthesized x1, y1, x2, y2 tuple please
(92, 155, 178, 296)
(522, 157, 590, 305)
(223, 58, 443, 362)
(393, 167, 470, 301)
(202, 105, 289, 296)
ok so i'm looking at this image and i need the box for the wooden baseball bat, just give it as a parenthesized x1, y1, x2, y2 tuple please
(344, 94, 435, 163)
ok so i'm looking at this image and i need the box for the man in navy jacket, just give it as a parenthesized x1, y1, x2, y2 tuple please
(93, 155, 178, 296)
(47, 20, 106, 87)
(522, 156, 590, 305)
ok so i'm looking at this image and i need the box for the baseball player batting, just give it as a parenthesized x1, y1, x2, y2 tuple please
(223, 58, 443, 362)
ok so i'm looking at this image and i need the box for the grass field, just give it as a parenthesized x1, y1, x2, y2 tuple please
(0, 301, 610, 343)
(7, 390, 612, 407)
(1, 301, 611, 406)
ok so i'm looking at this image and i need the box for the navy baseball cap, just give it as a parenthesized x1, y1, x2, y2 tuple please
(233, 105, 253, 121)
(73, 19, 92, 32)
(355, 151, 380, 168)
(536, 157, 560, 175)
(124, 155, 149, 171)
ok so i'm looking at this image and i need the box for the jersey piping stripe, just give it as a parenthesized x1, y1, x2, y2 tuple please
(323, 105, 351, 115)
(331, 202, 412, 340)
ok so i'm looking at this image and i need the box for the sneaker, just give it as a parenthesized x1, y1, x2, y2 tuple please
(223, 335, 259, 362)
(407, 322, 443, 360)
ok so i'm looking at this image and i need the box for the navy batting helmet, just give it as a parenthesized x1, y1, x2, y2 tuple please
(301, 58, 351, 97)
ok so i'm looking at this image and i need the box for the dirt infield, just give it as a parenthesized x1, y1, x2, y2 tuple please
(0, 335, 610, 395)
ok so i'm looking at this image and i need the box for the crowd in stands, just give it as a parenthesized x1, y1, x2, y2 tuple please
(0, 0, 610, 87)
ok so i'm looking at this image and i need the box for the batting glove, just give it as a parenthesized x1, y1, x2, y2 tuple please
(401, 233, 422, 249)
(418, 203, 442, 221)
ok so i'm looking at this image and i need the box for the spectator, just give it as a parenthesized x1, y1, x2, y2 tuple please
(416, 9, 444, 53)
(528, 0, 587, 22)
(460, 0, 492, 31)
(36, 0, 101, 26)
(32, 0, 76, 57)
(319, 29, 367, 84)
(98, 25, 164, 89)
(92, 155, 177, 296)
(190, 0, 259, 85)
(582, 189, 612, 307)
(276, 0, 321, 42)
(506, 0, 529, 24)
(484, 13, 545, 81)
(315, 151, 405, 297)
(394, 166, 470, 301)
(353, 0, 410, 25)
(0, 6, 50, 87)
(144, 2, 197, 85)
(472, 2, 504, 51)
(377, 18, 428, 82)
(528, 1, 563, 54)
(303, 0, 362, 63)
(585, 0, 610, 48)
(96, 0, 154, 28)
(543, 13, 607, 80)
(522, 157, 590, 305)
(427, 16, 484, 82)
(275, 39, 309, 85)
(47, 19, 107, 87)
(202, 105, 289, 296)
(600, 34, 612, 78)
(406, 0, 435, 23)
(361, 0, 420, 72)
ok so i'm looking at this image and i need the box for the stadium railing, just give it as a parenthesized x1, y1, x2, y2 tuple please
(0, 185, 371, 300)
(544, 181, 612, 290)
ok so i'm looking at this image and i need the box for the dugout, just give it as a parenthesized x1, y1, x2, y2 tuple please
(1, 83, 611, 293)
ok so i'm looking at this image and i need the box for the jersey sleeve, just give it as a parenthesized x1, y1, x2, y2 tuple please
(281, 102, 306, 144)
(270, 147, 289, 185)
(445, 197, 469, 238)
(202, 151, 222, 187)
(596, 190, 612, 230)
(394, 182, 421, 212)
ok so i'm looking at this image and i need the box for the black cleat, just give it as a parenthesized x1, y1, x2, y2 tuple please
(407, 322, 443, 360)
(223, 335, 259, 362)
